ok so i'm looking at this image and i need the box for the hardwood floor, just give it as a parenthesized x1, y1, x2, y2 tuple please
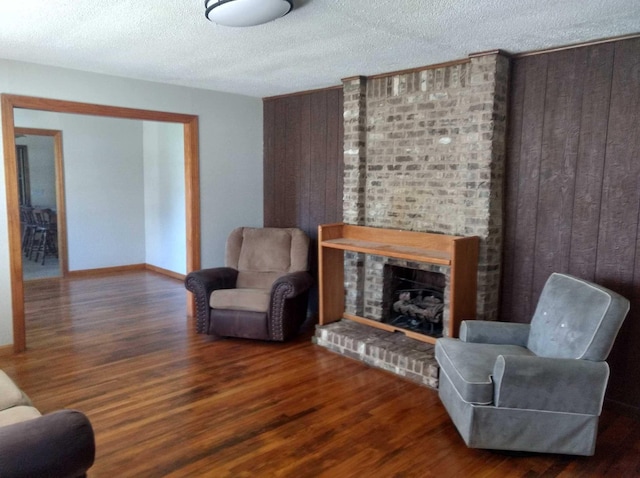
(1, 271, 639, 477)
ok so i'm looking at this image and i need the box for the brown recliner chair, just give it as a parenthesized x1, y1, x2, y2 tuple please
(185, 227, 313, 341)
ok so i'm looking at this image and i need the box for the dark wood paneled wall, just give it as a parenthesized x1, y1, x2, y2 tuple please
(263, 38, 640, 410)
(263, 88, 344, 312)
(502, 37, 640, 410)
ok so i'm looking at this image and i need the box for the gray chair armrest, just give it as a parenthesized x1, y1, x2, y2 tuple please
(493, 355, 609, 415)
(460, 320, 530, 346)
(0, 409, 95, 478)
(185, 267, 238, 334)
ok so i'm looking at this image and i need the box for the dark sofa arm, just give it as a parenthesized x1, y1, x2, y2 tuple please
(0, 410, 95, 478)
(269, 271, 314, 341)
(185, 267, 238, 334)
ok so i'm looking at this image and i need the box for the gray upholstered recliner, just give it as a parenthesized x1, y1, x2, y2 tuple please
(185, 227, 313, 341)
(435, 273, 630, 456)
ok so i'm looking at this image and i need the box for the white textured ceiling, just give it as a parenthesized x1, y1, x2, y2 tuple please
(0, 1, 638, 98)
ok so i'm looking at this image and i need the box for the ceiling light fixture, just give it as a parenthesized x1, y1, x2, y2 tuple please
(205, 0, 293, 27)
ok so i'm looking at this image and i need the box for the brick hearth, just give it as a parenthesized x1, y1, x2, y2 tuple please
(313, 320, 439, 389)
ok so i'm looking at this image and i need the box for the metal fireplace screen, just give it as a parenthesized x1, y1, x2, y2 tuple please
(382, 266, 445, 338)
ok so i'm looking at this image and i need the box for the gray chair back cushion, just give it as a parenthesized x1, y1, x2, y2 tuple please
(225, 227, 310, 290)
(527, 273, 630, 361)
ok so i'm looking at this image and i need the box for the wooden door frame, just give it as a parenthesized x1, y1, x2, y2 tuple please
(2, 94, 201, 353)
(15, 127, 69, 278)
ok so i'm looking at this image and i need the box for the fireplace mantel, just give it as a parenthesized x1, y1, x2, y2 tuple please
(318, 223, 479, 344)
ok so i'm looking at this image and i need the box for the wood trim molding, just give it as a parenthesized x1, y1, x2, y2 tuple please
(341, 75, 367, 83)
(14, 127, 58, 137)
(3, 94, 197, 123)
(2, 93, 201, 353)
(263, 85, 342, 102)
(66, 264, 146, 278)
(468, 49, 512, 59)
(184, 117, 200, 317)
(28, 263, 186, 281)
(1, 95, 25, 353)
(339, 58, 472, 84)
(145, 264, 186, 281)
(52, 130, 69, 277)
(365, 58, 471, 80)
(512, 33, 640, 58)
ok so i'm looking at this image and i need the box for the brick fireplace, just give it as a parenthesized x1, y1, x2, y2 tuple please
(314, 51, 510, 388)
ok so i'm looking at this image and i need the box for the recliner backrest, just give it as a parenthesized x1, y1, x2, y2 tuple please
(225, 227, 310, 289)
(527, 273, 630, 361)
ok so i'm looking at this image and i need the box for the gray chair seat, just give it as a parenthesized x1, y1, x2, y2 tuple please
(435, 339, 533, 405)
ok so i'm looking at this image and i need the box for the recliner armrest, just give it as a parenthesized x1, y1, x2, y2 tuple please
(185, 267, 238, 334)
(271, 271, 313, 299)
(185, 267, 238, 294)
(461, 320, 530, 346)
(0, 409, 95, 478)
(268, 271, 314, 341)
(493, 355, 609, 415)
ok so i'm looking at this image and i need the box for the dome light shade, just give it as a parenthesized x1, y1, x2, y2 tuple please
(205, 0, 293, 27)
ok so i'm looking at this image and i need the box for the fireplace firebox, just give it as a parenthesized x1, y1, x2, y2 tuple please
(382, 265, 445, 337)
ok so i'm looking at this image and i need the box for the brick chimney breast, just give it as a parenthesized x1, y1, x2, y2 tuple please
(341, 53, 510, 326)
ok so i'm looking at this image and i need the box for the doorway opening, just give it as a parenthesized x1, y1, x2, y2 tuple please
(15, 128, 68, 281)
(2, 94, 201, 352)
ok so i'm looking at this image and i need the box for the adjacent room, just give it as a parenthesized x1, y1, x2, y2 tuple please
(0, 1, 638, 476)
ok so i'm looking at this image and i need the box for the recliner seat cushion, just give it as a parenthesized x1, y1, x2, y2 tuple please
(0, 405, 41, 427)
(436, 338, 534, 405)
(210, 288, 270, 313)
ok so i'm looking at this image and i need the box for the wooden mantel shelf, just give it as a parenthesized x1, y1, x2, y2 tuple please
(318, 223, 479, 344)
(321, 238, 455, 265)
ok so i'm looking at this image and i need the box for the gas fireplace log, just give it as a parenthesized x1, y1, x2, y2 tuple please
(393, 299, 444, 323)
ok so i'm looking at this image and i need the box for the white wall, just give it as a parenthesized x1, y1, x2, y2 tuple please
(0, 59, 263, 345)
(15, 135, 56, 208)
(14, 110, 146, 270)
(143, 121, 185, 274)
(64, 115, 145, 270)
(194, 89, 265, 268)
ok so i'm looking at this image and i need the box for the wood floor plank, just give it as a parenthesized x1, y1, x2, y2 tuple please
(0, 271, 636, 477)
